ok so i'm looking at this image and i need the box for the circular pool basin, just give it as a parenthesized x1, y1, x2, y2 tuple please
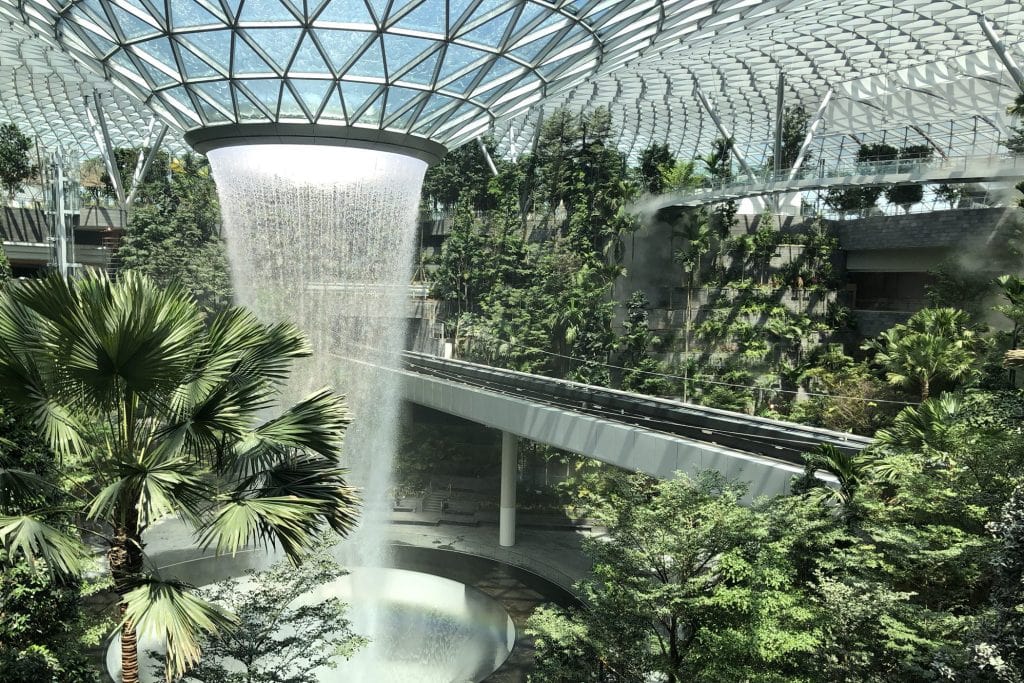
(106, 563, 515, 682)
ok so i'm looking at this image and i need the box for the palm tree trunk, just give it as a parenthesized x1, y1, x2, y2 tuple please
(110, 518, 145, 683)
(921, 377, 930, 402)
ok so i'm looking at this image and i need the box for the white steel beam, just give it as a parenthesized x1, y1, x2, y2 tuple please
(693, 87, 757, 183)
(476, 136, 499, 177)
(979, 15, 1024, 91)
(125, 122, 168, 211)
(88, 93, 126, 207)
(787, 88, 834, 181)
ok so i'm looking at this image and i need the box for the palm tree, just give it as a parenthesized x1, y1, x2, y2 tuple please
(802, 444, 865, 520)
(0, 272, 358, 683)
(876, 394, 962, 455)
(862, 307, 977, 401)
(674, 219, 711, 402)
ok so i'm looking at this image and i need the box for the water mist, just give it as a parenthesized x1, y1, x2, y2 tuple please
(207, 144, 427, 675)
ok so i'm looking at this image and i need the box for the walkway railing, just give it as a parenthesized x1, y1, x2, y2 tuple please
(662, 153, 1024, 208)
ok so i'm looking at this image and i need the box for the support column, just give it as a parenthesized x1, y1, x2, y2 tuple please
(499, 431, 518, 547)
(693, 86, 758, 183)
(979, 15, 1024, 91)
(773, 73, 786, 176)
(476, 136, 499, 177)
(787, 88, 834, 180)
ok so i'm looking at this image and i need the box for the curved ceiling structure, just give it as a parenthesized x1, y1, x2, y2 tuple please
(0, 0, 1022, 163)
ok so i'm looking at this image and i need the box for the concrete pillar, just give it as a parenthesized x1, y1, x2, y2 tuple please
(499, 431, 518, 547)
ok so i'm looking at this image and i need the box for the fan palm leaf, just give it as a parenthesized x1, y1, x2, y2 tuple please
(121, 575, 237, 679)
(0, 513, 89, 576)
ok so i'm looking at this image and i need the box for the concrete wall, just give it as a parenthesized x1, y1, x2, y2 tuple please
(833, 208, 1011, 251)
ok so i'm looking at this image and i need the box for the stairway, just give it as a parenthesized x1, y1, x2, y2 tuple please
(101, 234, 122, 278)
(422, 491, 447, 513)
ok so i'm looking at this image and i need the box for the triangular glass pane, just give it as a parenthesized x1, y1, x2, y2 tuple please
(318, 86, 346, 121)
(233, 37, 275, 75)
(510, 34, 552, 63)
(193, 79, 233, 108)
(111, 5, 160, 40)
(290, 78, 333, 115)
(384, 86, 420, 116)
(182, 29, 232, 68)
(460, 8, 515, 46)
(141, 60, 177, 87)
(178, 44, 220, 78)
(399, 50, 439, 85)
(391, 1, 445, 35)
(437, 43, 484, 79)
(445, 64, 484, 93)
(82, 26, 118, 55)
(448, 0, 475, 27)
(382, 34, 435, 74)
(415, 92, 456, 122)
(234, 86, 270, 120)
(483, 55, 518, 80)
(365, 0, 389, 23)
(355, 99, 383, 126)
(135, 37, 178, 71)
(314, 0, 374, 26)
(339, 80, 380, 115)
(386, 107, 417, 132)
(239, 78, 282, 114)
(196, 97, 232, 123)
(244, 28, 302, 70)
(461, 0, 508, 25)
(510, 2, 545, 35)
(277, 86, 306, 119)
(170, 0, 222, 29)
(314, 29, 372, 71)
(345, 37, 385, 78)
(289, 34, 330, 73)
(160, 86, 200, 121)
(238, 0, 296, 23)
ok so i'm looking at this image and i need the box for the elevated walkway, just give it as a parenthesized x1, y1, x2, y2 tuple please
(397, 352, 869, 499)
(652, 153, 1024, 209)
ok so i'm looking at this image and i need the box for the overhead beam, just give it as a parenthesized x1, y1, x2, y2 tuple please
(88, 93, 126, 207)
(476, 136, 499, 177)
(773, 73, 785, 175)
(693, 87, 758, 183)
(125, 121, 168, 211)
(787, 88, 834, 180)
(910, 124, 949, 160)
(979, 15, 1024, 91)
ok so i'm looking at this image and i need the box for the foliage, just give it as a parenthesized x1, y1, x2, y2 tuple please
(863, 307, 980, 400)
(421, 138, 497, 212)
(1005, 92, 1024, 155)
(117, 152, 232, 314)
(0, 122, 33, 201)
(618, 291, 669, 394)
(638, 142, 675, 194)
(152, 548, 366, 683)
(777, 105, 811, 170)
(0, 272, 358, 682)
(527, 472, 820, 683)
(0, 246, 10, 287)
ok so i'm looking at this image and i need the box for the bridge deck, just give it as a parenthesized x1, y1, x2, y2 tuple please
(651, 154, 1024, 209)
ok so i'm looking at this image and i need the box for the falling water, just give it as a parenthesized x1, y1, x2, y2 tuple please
(207, 145, 428, 677)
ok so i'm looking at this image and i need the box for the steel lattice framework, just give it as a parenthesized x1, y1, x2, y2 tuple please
(0, 0, 1022, 163)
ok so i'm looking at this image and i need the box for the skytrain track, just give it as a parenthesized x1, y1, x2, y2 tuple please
(400, 351, 873, 466)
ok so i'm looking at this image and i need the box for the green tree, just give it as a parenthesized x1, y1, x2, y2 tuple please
(638, 143, 675, 194)
(152, 548, 366, 683)
(0, 272, 359, 683)
(0, 122, 33, 202)
(527, 472, 819, 682)
(776, 105, 811, 170)
(116, 153, 231, 313)
(618, 291, 668, 394)
(1005, 92, 1024, 155)
(863, 307, 979, 400)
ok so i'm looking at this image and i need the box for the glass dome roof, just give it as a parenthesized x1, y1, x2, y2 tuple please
(5, 0, 674, 150)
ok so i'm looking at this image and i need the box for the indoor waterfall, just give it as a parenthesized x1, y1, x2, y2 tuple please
(208, 144, 431, 679)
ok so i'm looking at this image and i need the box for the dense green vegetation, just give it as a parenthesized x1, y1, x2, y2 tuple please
(419, 107, 1024, 682)
(0, 272, 358, 682)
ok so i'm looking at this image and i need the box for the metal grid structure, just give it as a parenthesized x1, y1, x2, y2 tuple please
(0, 0, 1022, 166)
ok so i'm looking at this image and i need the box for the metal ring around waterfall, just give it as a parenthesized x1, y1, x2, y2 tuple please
(185, 124, 449, 166)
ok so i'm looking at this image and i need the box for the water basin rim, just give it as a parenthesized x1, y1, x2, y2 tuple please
(186, 123, 448, 165)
